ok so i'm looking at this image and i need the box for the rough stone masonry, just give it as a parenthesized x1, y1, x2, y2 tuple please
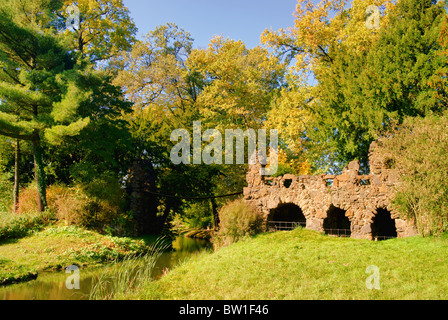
(243, 141, 418, 240)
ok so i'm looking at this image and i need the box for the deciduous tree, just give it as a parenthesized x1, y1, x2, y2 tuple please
(262, 0, 447, 171)
(59, 0, 137, 62)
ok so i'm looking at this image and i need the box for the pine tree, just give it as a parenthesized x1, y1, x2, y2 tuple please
(366, 0, 447, 117)
(262, 0, 447, 171)
(0, 5, 91, 211)
(305, 0, 446, 169)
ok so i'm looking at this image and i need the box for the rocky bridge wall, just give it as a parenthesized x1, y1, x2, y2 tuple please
(243, 142, 418, 240)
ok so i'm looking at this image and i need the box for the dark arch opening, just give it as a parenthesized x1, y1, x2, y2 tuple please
(323, 205, 351, 237)
(284, 179, 292, 188)
(268, 203, 306, 231)
(372, 208, 397, 240)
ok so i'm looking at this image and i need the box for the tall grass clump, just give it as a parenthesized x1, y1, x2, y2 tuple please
(212, 198, 264, 249)
(89, 237, 170, 300)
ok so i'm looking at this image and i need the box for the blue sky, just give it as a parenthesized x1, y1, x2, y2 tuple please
(123, 0, 299, 49)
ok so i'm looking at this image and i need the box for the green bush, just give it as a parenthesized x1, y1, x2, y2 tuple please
(378, 113, 448, 236)
(183, 201, 214, 230)
(0, 211, 54, 241)
(212, 198, 264, 249)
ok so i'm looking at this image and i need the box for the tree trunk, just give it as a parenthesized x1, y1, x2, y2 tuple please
(211, 197, 220, 230)
(127, 159, 158, 235)
(12, 139, 20, 213)
(32, 137, 47, 212)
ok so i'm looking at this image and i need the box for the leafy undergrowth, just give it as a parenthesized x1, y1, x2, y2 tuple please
(130, 228, 448, 300)
(0, 225, 149, 285)
(0, 211, 54, 241)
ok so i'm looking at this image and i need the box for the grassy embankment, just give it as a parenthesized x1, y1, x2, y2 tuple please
(0, 212, 150, 286)
(128, 227, 448, 300)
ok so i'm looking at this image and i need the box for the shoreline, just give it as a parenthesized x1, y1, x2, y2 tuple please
(0, 225, 150, 288)
(181, 228, 213, 240)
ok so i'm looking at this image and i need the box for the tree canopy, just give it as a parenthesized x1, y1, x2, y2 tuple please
(1, 0, 447, 236)
(262, 0, 447, 172)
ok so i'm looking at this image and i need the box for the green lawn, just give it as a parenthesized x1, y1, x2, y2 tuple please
(0, 225, 149, 285)
(131, 228, 448, 300)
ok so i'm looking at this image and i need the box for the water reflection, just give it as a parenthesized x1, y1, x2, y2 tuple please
(0, 236, 211, 300)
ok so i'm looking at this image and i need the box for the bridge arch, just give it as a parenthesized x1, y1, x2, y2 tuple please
(371, 207, 397, 240)
(323, 205, 351, 237)
(268, 203, 306, 231)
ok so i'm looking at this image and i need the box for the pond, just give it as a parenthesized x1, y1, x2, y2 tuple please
(0, 235, 211, 300)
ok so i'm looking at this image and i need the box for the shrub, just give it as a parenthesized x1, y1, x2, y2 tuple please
(183, 201, 214, 230)
(377, 113, 448, 236)
(52, 184, 90, 226)
(16, 184, 78, 215)
(16, 185, 40, 214)
(212, 198, 264, 249)
(16, 178, 129, 235)
(0, 211, 54, 240)
(52, 180, 126, 234)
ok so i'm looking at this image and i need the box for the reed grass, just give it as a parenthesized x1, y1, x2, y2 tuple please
(89, 237, 170, 300)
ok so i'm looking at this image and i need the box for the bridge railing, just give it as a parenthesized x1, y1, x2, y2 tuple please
(373, 235, 397, 241)
(268, 221, 306, 232)
(267, 223, 397, 240)
(324, 228, 352, 237)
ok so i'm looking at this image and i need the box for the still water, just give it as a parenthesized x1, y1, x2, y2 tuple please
(0, 236, 210, 300)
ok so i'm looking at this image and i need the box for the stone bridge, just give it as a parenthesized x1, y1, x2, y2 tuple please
(243, 141, 418, 240)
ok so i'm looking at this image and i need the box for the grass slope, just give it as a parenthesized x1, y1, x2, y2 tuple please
(135, 228, 448, 300)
